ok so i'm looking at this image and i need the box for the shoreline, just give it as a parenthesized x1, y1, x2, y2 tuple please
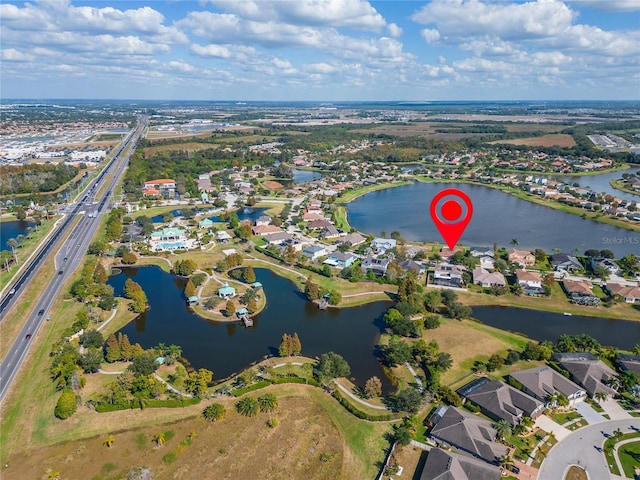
(610, 179, 640, 197)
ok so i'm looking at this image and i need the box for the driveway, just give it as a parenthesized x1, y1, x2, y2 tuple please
(575, 401, 606, 424)
(601, 398, 633, 420)
(538, 419, 640, 480)
(534, 415, 572, 441)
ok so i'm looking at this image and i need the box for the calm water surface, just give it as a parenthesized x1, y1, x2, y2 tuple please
(546, 166, 640, 202)
(347, 182, 640, 256)
(110, 266, 393, 391)
(0, 220, 34, 243)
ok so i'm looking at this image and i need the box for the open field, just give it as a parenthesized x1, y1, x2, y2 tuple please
(143, 141, 219, 156)
(3, 384, 390, 480)
(489, 133, 576, 147)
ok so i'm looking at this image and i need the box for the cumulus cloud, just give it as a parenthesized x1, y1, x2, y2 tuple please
(565, 0, 640, 11)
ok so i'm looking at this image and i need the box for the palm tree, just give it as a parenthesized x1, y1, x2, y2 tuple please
(510, 238, 519, 248)
(521, 416, 534, 430)
(499, 454, 514, 472)
(153, 432, 165, 446)
(167, 344, 182, 362)
(202, 403, 226, 422)
(594, 391, 607, 404)
(235, 397, 259, 417)
(613, 428, 623, 442)
(257, 393, 278, 413)
(492, 419, 512, 441)
(45, 468, 61, 480)
(633, 344, 640, 357)
(16, 234, 25, 247)
(6, 238, 18, 265)
(26, 226, 34, 238)
(104, 434, 115, 448)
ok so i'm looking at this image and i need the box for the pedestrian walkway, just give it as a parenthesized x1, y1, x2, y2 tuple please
(334, 380, 388, 410)
(601, 398, 633, 420)
(405, 362, 423, 393)
(575, 401, 606, 424)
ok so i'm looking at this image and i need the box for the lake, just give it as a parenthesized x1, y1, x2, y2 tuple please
(292, 168, 322, 184)
(0, 220, 34, 245)
(472, 306, 640, 348)
(546, 166, 640, 202)
(110, 266, 394, 392)
(151, 207, 268, 224)
(347, 182, 640, 257)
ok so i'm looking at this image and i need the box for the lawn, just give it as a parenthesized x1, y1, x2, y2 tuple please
(619, 440, 640, 479)
(549, 410, 581, 426)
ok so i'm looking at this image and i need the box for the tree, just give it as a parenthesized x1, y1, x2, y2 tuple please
(243, 265, 256, 283)
(54, 389, 78, 419)
(235, 397, 259, 417)
(121, 251, 137, 264)
(258, 393, 278, 413)
(364, 376, 382, 399)
(510, 239, 519, 247)
(80, 329, 104, 349)
(435, 352, 453, 372)
(94, 262, 108, 284)
(225, 300, 236, 317)
(446, 302, 472, 319)
(387, 387, 422, 413)
(594, 264, 610, 281)
(486, 353, 504, 372)
(613, 428, 623, 441)
(203, 403, 226, 422)
(104, 333, 121, 362)
(594, 391, 607, 404)
(423, 315, 441, 329)
(184, 279, 196, 298)
(79, 348, 103, 373)
(382, 336, 413, 366)
(316, 352, 351, 379)
(205, 295, 221, 310)
(304, 278, 319, 301)
(6, 238, 18, 265)
(633, 344, 640, 357)
(185, 368, 213, 397)
(492, 419, 512, 440)
(129, 352, 158, 376)
(423, 290, 442, 313)
(283, 245, 298, 265)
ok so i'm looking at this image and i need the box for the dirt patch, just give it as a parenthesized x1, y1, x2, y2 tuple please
(564, 465, 587, 480)
(263, 180, 285, 190)
(143, 142, 218, 156)
(4, 389, 344, 480)
(490, 134, 575, 147)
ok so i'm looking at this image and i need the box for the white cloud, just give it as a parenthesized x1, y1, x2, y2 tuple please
(421, 29, 440, 43)
(387, 23, 402, 38)
(565, 0, 640, 11)
(1, 48, 34, 61)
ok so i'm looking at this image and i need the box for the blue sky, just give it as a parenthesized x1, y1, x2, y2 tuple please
(1, 0, 638, 100)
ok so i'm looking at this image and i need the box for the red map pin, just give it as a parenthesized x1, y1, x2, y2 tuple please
(430, 188, 473, 250)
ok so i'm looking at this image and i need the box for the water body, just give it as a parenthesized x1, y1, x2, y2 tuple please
(546, 166, 640, 202)
(208, 207, 268, 223)
(472, 306, 640, 348)
(110, 266, 394, 392)
(291, 168, 322, 184)
(0, 220, 34, 244)
(347, 182, 639, 256)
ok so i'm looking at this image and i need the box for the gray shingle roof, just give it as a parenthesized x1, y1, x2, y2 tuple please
(554, 353, 617, 397)
(509, 366, 584, 401)
(419, 448, 501, 480)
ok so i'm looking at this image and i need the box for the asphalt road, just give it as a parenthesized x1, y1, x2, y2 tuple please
(0, 117, 146, 403)
(537, 418, 640, 480)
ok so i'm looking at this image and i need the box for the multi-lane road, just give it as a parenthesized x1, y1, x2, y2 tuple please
(0, 117, 146, 403)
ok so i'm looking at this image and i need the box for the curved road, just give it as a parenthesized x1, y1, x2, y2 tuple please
(538, 419, 640, 480)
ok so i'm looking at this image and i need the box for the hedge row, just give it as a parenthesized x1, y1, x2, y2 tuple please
(94, 397, 200, 412)
(331, 389, 396, 422)
(232, 380, 272, 397)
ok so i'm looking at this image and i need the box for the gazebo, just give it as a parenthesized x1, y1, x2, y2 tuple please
(218, 283, 236, 299)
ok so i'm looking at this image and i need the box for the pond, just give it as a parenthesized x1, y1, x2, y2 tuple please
(110, 266, 394, 392)
(0, 220, 34, 245)
(347, 182, 640, 257)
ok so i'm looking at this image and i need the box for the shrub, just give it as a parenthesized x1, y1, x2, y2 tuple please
(54, 389, 78, 419)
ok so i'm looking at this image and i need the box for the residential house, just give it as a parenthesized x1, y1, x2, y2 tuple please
(217, 283, 236, 299)
(302, 245, 327, 260)
(398, 259, 426, 275)
(320, 225, 340, 239)
(302, 212, 327, 222)
(509, 366, 586, 406)
(606, 282, 640, 303)
(551, 253, 582, 273)
(307, 219, 333, 230)
(323, 252, 357, 269)
(216, 230, 232, 243)
(591, 257, 620, 275)
(515, 269, 544, 295)
(562, 280, 597, 302)
(370, 237, 396, 254)
(196, 174, 215, 192)
(254, 215, 272, 227)
(508, 248, 536, 268)
(470, 247, 494, 257)
(433, 263, 466, 288)
(429, 406, 508, 464)
(617, 354, 640, 376)
(553, 352, 618, 399)
(457, 378, 544, 426)
(472, 268, 506, 288)
(418, 448, 500, 480)
(263, 232, 293, 246)
(338, 232, 366, 247)
(361, 256, 390, 276)
(251, 225, 282, 236)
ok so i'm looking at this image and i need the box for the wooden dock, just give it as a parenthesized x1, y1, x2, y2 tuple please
(238, 312, 253, 327)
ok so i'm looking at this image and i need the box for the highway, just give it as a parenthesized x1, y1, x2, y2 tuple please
(0, 117, 146, 403)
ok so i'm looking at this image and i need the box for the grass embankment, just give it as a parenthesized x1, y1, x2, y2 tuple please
(619, 440, 640, 478)
(414, 176, 640, 231)
(336, 181, 412, 204)
(455, 284, 640, 321)
(610, 179, 640, 197)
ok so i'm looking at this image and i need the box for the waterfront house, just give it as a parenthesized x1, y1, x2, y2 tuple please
(338, 232, 366, 247)
(370, 238, 396, 254)
(306, 219, 333, 230)
(606, 282, 640, 303)
(591, 257, 620, 275)
(198, 218, 214, 229)
(562, 279, 598, 304)
(508, 248, 535, 268)
(418, 448, 501, 480)
(251, 225, 282, 236)
(217, 283, 236, 299)
(470, 247, 494, 258)
(515, 269, 544, 294)
(551, 253, 582, 273)
(302, 212, 327, 222)
(428, 406, 508, 465)
(457, 378, 544, 426)
(302, 245, 327, 260)
(617, 354, 640, 376)
(398, 259, 426, 275)
(433, 262, 466, 288)
(552, 352, 618, 399)
(361, 256, 390, 276)
(254, 215, 272, 227)
(320, 225, 340, 239)
(323, 252, 357, 269)
(472, 267, 506, 288)
(509, 366, 586, 406)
